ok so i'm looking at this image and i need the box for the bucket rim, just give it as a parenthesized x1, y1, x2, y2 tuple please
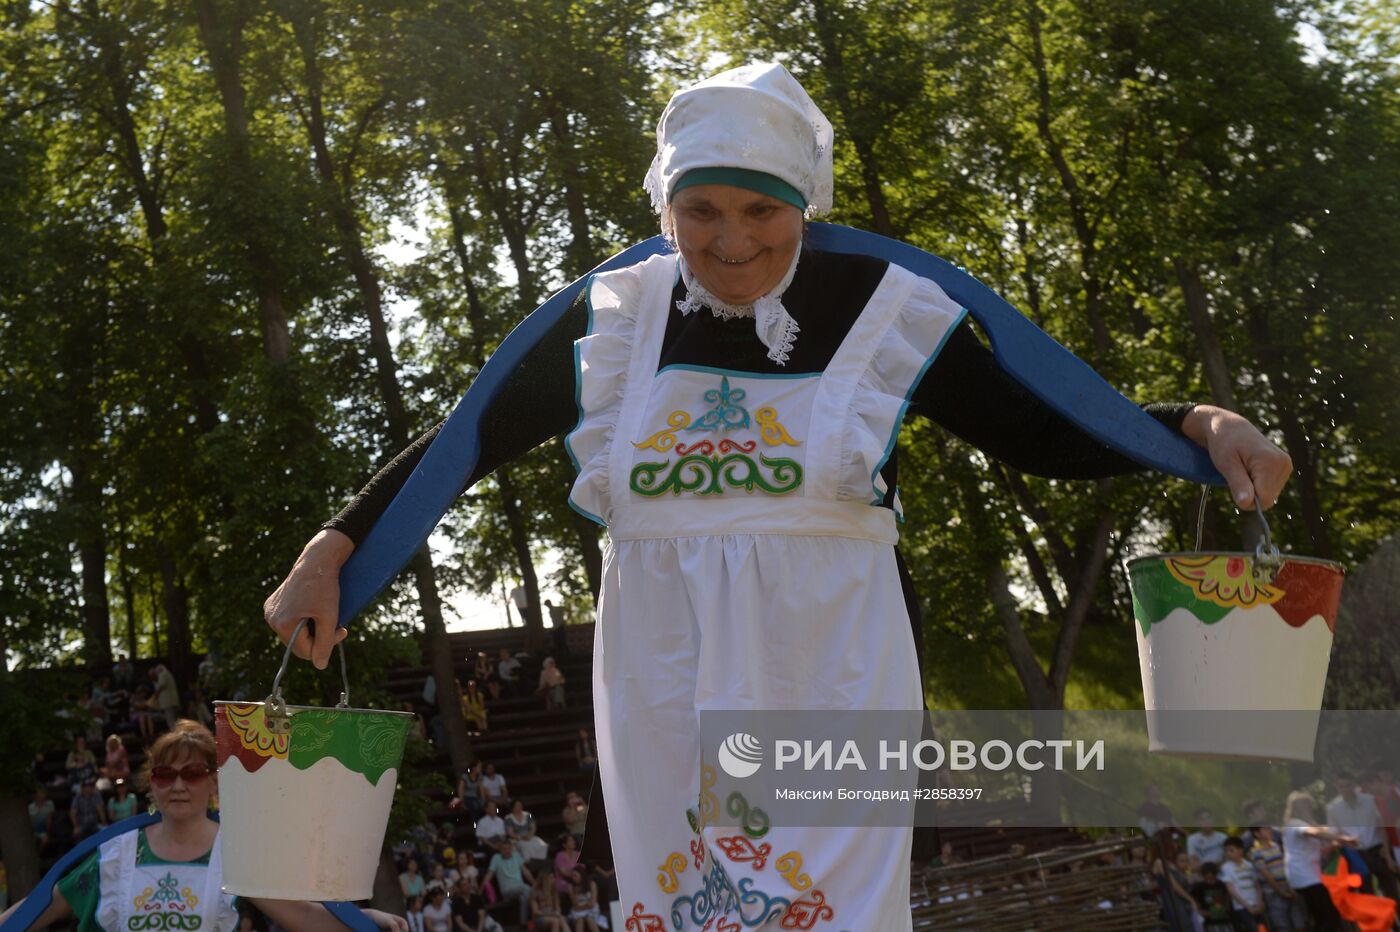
(1126, 551, 1343, 572)
(213, 699, 415, 718)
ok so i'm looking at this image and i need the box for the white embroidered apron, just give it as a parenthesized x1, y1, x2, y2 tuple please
(95, 829, 237, 932)
(567, 252, 965, 930)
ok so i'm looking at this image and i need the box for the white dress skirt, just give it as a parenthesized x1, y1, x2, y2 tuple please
(567, 252, 965, 930)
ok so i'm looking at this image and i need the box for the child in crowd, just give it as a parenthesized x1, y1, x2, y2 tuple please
(1189, 862, 1236, 932)
(1220, 836, 1264, 929)
(404, 894, 424, 932)
(1249, 825, 1306, 931)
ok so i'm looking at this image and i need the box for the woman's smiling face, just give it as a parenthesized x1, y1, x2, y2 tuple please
(669, 184, 803, 306)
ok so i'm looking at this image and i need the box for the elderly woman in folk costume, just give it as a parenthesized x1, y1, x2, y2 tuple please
(0, 722, 407, 930)
(265, 63, 1290, 928)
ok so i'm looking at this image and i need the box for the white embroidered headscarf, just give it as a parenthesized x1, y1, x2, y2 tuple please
(644, 62, 834, 365)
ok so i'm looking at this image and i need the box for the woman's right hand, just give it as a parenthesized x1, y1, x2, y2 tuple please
(264, 529, 355, 669)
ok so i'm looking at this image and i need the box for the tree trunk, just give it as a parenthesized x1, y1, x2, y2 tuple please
(70, 459, 113, 671)
(0, 792, 40, 900)
(539, 109, 606, 603)
(283, 8, 471, 772)
(1024, 0, 1112, 359)
(1172, 258, 1239, 409)
(446, 193, 549, 639)
(191, 0, 293, 364)
(1243, 306, 1333, 558)
(496, 468, 545, 642)
(810, 0, 896, 238)
(158, 546, 193, 685)
(410, 547, 473, 774)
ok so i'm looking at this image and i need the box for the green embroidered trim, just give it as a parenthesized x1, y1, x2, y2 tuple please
(286, 710, 409, 786)
(630, 452, 802, 496)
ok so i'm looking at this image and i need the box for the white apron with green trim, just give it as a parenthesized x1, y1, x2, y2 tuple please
(95, 830, 237, 931)
(567, 252, 964, 930)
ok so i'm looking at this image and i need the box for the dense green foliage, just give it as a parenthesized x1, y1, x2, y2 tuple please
(2, 0, 1397, 730)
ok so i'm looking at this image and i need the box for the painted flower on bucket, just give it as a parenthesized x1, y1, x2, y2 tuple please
(223, 703, 290, 760)
(1164, 554, 1284, 609)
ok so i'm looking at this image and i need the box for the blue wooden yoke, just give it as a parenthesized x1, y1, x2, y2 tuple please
(338, 222, 1222, 625)
(1, 813, 380, 931)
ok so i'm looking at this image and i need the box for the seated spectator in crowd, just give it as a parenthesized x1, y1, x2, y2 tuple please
(505, 799, 535, 843)
(1249, 824, 1305, 931)
(575, 729, 596, 772)
(70, 777, 107, 842)
(131, 685, 157, 740)
(399, 857, 427, 901)
(454, 852, 479, 891)
(29, 786, 55, 857)
(421, 886, 452, 932)
(1219, 837, 1264, 929)
(148, 663, 181, 730)
(106, 778, 138, 823)
(1189, 862, 1235, 932)
(1284, 789, 1353, 932)
(187, 681, 214, 730)
(568, 865, 606, 932)
(554, 835, 581, 900)
(66, 736, 98, 793)
(460, 680, 488, 735)
(432, 823, 457, 868)
(473, 651, 500, 702)
(517, 829, 548, 866)
(87, 676, 114, 740)
(478, 763, 507, 810)
(427, 862, 449, 894)
(484, 839, 534, 928)
(112, 654, 135, 692)
(528, 867, 567, 932)
(451, 875, 501, 932)
(1329, 770, 1400, 900)
(496, 648, 521, 698)
(457, 761, 484, 822)
(561, 791, 587, 846)
(930, 841, 961, 869)
(475, 802, 507, 852)
(104, 734, 130, 786)
(1187, 809, 1226, 874)
(538, 658, 567, 711)
(1137, 784, 1175, 839)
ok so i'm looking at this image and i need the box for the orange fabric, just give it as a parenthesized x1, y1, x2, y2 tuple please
(1321, 855, 1398, 932)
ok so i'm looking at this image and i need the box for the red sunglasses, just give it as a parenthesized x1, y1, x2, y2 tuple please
(150, 763, 211, 787)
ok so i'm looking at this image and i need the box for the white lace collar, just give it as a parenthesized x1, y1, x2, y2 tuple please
(675, 248, 802, 365)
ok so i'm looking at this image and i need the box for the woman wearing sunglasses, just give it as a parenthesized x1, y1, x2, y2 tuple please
(1, 721, 407, 931)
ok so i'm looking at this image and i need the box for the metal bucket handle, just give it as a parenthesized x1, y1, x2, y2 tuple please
(265, 618, 351, 730)
(1194, 487, 1284, 585)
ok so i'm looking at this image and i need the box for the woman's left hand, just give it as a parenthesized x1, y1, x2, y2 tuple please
(1181, 405, 1293, 510)
(363, 908, 409, 930)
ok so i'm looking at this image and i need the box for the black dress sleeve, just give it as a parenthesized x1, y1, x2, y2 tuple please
(323, 294, 589, 546)
(909, 322, 1196, 479)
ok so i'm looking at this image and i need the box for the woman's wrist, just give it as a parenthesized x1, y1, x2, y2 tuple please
(303, 528, 355, 564)
(1180, 404, 1223, 446)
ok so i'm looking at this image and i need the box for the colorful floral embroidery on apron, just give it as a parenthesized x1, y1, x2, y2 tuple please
(631, 377, 804, 497)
